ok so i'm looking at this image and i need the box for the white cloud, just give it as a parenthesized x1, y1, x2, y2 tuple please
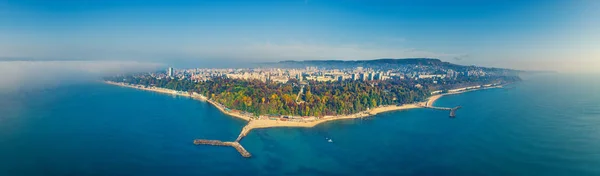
(0, 61, 162, 92)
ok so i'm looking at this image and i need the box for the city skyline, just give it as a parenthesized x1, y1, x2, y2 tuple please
(0, 0, 598, 73)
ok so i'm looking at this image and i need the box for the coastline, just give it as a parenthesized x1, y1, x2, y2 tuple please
(424, 85, 504, 107)
(105, 81, 422, 128)
(105, 81, 501, 129)
(106, 80, 504, 157)
(105, 81, 252, 121)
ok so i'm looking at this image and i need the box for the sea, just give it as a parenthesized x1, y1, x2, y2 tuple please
(1, 74, 599, 175)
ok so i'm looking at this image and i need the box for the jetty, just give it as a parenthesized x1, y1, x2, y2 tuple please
(419, 101, 463, 118)
(193, 139, 251, 158)
(194, 121, 256, 158)
(236, 125, 251, 142)
(449, 106, 462, 117)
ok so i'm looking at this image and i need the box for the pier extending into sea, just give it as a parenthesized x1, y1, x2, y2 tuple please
(419, 105, 463, 117)
(193, 139, 252, 158)
(193, 120, 262, 158)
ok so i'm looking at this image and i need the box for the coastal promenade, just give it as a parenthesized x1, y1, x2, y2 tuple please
(105, 81, 502, 157)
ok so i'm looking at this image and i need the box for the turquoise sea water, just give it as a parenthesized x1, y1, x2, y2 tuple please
(1, 75, 599, 175)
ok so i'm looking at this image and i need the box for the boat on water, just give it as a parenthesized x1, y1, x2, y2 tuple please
(327, 139, 333, 143)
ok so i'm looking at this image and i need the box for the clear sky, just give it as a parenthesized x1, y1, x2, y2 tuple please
(0, 0, 598, 72)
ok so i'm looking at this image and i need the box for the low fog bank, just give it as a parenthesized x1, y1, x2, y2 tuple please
(0, 61, 162, 93)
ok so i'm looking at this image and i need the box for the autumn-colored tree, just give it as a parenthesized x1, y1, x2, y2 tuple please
(107, 74, 518, 117)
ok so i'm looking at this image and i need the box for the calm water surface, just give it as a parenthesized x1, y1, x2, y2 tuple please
(1, 75, 599, 175)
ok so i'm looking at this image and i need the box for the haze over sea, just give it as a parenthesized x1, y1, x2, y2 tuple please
(1, 74, 599, 175)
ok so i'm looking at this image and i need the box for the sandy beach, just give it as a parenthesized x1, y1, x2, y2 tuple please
(424, 94, 443, 107)
(245, 104, 420, 128)
(106, 81, 424, 125)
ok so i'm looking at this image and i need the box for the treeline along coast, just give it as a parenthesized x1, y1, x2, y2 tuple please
(104, 58, 521, 157)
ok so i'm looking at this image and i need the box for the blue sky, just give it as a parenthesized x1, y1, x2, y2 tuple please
(0, 0, 598, 71)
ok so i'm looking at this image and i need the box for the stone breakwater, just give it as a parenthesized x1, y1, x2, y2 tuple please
(193, 139, 251, 158)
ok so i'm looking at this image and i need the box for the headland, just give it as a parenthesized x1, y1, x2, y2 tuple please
(105, 81, 502, 157)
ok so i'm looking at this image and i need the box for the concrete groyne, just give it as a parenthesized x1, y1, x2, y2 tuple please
(194, 121, 253, 158)
(449, 106, 462, 117)
(236, 127, 250, 142)
(419, 103, 463, 118)
(193, 139, 251, 158)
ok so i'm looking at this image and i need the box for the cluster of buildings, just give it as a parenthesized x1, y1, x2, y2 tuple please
(149, 65, 507, 84)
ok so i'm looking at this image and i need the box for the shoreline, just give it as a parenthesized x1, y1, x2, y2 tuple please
(105, 81, 420, 127)
(105, 81, 253, 121)
(106, 80, 504, 157)
(424, 85, 503, 107)
(105, 81, 502, 129)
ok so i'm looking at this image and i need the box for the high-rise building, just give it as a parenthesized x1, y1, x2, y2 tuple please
(374, 72, 382, 80)
(296, 73, 303, 81)
(446, 69, 456, 78)
(167, 67, 174, 77)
